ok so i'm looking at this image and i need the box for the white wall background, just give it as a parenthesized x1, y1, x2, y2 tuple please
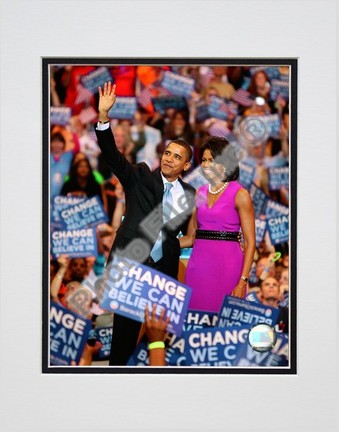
(0, 1, 336, 431)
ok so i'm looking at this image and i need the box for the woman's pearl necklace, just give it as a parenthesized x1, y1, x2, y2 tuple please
(208, 182, 229, 195)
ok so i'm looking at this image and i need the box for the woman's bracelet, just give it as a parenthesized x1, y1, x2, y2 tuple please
(148, 341, 165, 350)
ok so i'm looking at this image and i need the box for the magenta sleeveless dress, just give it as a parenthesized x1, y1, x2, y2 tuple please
(185, 181, 244, 313)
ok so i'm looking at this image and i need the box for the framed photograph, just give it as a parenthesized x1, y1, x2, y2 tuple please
(1, 0, 337, 431)
(42, 58, 297, 374)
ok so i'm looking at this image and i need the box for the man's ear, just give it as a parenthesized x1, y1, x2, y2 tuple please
(183, 161, 192, 171)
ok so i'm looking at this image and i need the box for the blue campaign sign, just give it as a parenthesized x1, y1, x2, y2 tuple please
(95, 326, 113, 359)
(80, 67, 113, 94)
(50, 107, 72, 126)
(267, 215, 289, 245)
(50, 220, 64, 233)
(206, 96, 227, 120)
(239, 162, 255, 190)
(195, 101, 210, 122)
(208, 96, 233, 120)
(246, 291, 260, 304)
(50, 228, 98, 258)
(268, 167, 289, 190)
(127, 341, 150, 366)
(100, 256, 192, 336)
(249, 263, 258, 285)
(247, 114, 282, 139)
(165, 310, 219, 366)
(127, 339, 187, 366)
(50, 302, 92, 366)
(217, 296, 281, 328)
(152, 95, 187, 114)
(108, 97, 137, 119)
(161, 71, 195, 97)
(270, 79, 290, 101)
(51, 195, 86, 224)
(58, 195, 109, 230)
(184, 325, 251, 366)
(255, 218, 267, 246)
(234, 333, 289, 367)
(265, 199, 289, 218)
(195, 97, 237, 122)
(249, 66, 281, 80)
(183, 310, 219, 331)
(262, 114, 281, 138)
(250, 183, 269, 217)
(128, 309, 219, 366)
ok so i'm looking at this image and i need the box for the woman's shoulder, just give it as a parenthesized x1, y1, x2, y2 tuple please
(228, 180, 244, 194)
(229, 181, 250, 203)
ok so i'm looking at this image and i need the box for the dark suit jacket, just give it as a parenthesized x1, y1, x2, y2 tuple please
(96, 126, 195, 278)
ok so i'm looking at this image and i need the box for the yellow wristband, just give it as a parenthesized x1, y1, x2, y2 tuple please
(148, 341, 165, 350)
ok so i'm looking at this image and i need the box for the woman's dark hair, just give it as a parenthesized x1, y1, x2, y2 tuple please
(248, 69, 270, 97)
(199, 136, 239, 181)
(68, 156, 97, 188)
(50, 131, 66, 145)
(163, 109, 194, 145)
(173, 109, 189, 123)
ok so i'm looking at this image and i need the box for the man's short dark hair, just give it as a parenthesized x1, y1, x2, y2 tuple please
(167, 138, 193, 162)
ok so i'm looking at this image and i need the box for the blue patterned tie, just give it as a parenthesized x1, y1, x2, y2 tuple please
(150, 182, 173, 262)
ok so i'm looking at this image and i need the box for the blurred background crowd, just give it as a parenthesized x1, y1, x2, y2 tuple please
(48, 63, 291, 365)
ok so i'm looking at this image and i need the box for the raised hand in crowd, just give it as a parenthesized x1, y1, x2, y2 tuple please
(50, 254, 70, 302)
(144, 304, 170, 366)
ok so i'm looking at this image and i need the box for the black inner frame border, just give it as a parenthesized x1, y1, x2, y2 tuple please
(42, 57, 297, 375)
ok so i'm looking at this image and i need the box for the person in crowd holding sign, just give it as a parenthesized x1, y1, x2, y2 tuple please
(64, 151, 105, 189)
(51, 256, 88, 305)
(60, 154, 108, 213)
(255, 252, 277, 283)
(181, 136, 256, 312)
(50, 256, 94, 318)
(203, 66, 235, 100)
(130, 107, 162, 169)
(247, 69, 271, 104)
(257, 276, 289, 333)
(95, 81, 195, 365)
(50, 131, 80, 200)
(69, 116, 101, 170)
(257, 276, 282, 307)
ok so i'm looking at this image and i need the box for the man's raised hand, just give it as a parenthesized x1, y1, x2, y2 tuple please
(98, 81, 116, 121)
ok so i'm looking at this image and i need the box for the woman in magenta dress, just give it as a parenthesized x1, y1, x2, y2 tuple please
(182, 136, 256, 313)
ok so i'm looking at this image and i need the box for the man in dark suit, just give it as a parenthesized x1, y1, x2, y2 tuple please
(95, 82, 195, 365)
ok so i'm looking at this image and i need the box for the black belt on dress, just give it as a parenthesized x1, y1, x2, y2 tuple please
(195, 229, 240, 241)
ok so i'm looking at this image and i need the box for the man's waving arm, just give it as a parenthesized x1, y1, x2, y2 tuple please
(95, 82, 135, 188)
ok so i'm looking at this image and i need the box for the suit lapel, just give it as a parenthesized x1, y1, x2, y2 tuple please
(152, 167, 164, 204)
